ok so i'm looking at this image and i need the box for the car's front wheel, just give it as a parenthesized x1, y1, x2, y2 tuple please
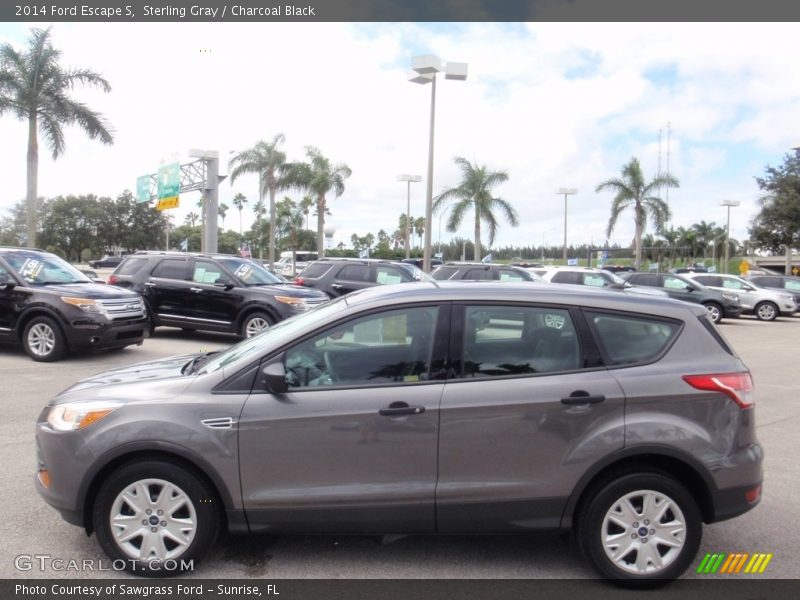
(577, 472, 701, 587)
(93, 460, 219, 576)
(755, 301, 778, 321)
(240, 312, 274, 338)
(22, 316, 66, 362)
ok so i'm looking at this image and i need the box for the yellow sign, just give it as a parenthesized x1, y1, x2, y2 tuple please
(156, 197, 179, 211)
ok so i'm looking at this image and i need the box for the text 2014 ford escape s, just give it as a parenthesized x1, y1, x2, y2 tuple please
(35, 282, 762, 585)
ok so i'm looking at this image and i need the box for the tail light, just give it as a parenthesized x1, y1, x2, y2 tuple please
(107, 274, 119, 285)
(294, 277, 305, 286)
(682, 372, 754, 408)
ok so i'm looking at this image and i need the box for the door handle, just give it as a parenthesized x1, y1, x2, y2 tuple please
(331, 283, 343, 289)
(189, 287, 203, 293)
(379, 404, 425, 417)
(144, 282, 156, 288)
(561, 390, 606, 405)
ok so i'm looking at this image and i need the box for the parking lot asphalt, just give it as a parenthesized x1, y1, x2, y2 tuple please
(0, 316, 797, 580)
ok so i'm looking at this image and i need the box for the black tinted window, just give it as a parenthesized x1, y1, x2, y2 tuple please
(552, 271, 580, 284)
(432, 266, 459, 280)
(631, 273, 660, 286)
(588, 312, 680, 365)
(338, 265, 370, 282)
(116, 257, 148, 275)
(301, 263, 332, 279)
(463, 268, 493, 280)
(151, 259, 190, 280)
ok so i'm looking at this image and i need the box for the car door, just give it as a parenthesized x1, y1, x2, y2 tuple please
(144, 258, 192, 326)
(0, 263, 24, 341)
(184, 259, 243, 331)
(329, 263, 374, 296)
(436, 303, 625, 532)
(238, 304, 448, 533)
(662, 274, 698, 303)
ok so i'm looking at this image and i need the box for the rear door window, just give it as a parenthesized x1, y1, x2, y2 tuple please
(301, 263, 332, 279)
(587, 312, 681, 366)
(151, 259, 190, 280)
(115, 257, 148, 275)
(375, 265, 406, 284)
(338, 265, 370, 282)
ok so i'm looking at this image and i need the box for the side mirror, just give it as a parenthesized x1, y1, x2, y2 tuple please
(261, 361, 288, 394)
(0, 280, 15, 292)
(214, 278, 234, 290)
(684, 285, 694, 292)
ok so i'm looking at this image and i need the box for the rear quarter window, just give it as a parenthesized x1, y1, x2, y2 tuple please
(587, 312, 681, 366)
(115, 257, 148, 275)
(300, 263, 332, 279)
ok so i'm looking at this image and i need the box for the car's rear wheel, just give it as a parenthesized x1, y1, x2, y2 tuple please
(240, 312, 273, 338)
(577, 472, 701, 587)
(93, 460, 219, 576)
(22, 316, 66, 362)
(702, 302, 723, 324)
(755, 301, 778, 321)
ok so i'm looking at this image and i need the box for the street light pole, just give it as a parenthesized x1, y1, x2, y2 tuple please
(721, 199, 740, 274)
(556, 188, 577, 261)
(410, 55, 467, 271)
(397, 174, 422, 259)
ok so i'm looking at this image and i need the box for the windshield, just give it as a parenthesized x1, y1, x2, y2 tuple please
(3, 251, 91, 285)
(219, 258, 283, 285)
(198, 296, 348, 375)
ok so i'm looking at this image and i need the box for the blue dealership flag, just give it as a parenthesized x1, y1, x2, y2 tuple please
(358, 248, 369, 259)
(180, 238, 188, 252)
(481, 253, 492, 264)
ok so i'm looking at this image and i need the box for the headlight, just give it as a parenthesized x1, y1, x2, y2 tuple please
(721, 293, 739, 302)
(61, 296, 106, 315)
(274, 295, 308, 310)
(46, 401, 122, 431)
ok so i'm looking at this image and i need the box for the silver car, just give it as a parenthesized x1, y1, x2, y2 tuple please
(685, 272, 797, 321)
(35, 282, 762, 585)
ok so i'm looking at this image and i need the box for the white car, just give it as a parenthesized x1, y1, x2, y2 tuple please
(535, 266, 670, 298)
(684, 273, 797, 321)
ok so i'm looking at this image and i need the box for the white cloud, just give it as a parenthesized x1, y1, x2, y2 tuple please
(1, 22, 798, 251)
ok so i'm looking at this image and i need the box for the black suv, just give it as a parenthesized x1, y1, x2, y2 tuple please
(0, 247, 148, 361)
(109, 252, 329, 337)
(432, 262, 539, 282)
(620, 271, 743, 324)
(294, 258, 432, 297)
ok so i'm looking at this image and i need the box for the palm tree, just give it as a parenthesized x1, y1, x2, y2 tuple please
(0, 27, 114, 247)
(218, 202, 229, 230)
(596, 157, 679, 269)
(284, 147, 352, 257)
(252, 199, 266, 259)
(432, 157, 519, 261)
(185, 212, 199, 228)
(231, 192, 247, 235)
(413, 216, 426, 249)
(229, 134, 288, 268)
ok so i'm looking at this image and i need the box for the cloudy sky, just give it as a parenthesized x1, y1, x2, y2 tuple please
(1, 21, 798, 253)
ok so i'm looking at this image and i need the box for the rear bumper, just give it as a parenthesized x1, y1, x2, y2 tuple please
(711, 481, 763, 523)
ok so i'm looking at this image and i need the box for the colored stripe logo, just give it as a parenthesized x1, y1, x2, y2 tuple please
(697, 552, 773, 574)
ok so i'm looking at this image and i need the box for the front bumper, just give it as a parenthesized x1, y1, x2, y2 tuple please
(67, 316, 148, 351)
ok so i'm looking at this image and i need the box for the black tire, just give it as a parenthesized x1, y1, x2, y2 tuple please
(93, 460, 220, 577)
(755, 301, 778, 321)
(576, 472, 701, 588)
(22, 316, 66, 362)
(702, 302, 723, 324)
(240, 311, 274, 338)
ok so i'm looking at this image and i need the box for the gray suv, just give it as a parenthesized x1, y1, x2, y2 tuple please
(35, 282, 762, 585)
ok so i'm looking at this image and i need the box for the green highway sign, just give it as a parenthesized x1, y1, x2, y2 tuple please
(136, 175, 151, 203)
(157, 162, 181, 204)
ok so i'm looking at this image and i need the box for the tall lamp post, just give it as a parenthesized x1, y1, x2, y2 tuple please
(557, 188, 577, 261)
(721, 199, 740, 274)
(409, 55, 468, 271)
(397, 174, 422, 259)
